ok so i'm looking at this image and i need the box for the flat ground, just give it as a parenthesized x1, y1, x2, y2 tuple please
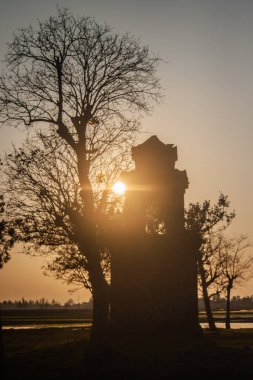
(1, 327, 253, 380)
(2, 309, 253, 327)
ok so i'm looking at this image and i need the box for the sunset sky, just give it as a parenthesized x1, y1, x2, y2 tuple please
(1, 0, 253, 302)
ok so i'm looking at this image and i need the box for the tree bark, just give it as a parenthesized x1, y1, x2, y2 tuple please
(76, 152, 110, 351)
(85, 248, 110, 351)
(197, 254, 217, 331)
(225, 284, 232, 329)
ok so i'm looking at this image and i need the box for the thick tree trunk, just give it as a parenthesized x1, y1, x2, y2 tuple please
(90, 283, 110, 350)
(78, 222, 110, 352)
(86, 250, 110, 351)
(197, 254, 217, 331)
(225, 284, 232, 329)
(76, 153, 110, 351)
(57, 122, 111, 352)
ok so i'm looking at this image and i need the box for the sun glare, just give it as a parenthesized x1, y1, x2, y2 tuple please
(112, 181, 126, 195)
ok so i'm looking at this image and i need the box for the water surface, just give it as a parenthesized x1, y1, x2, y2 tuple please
(3, 321, 253, 330)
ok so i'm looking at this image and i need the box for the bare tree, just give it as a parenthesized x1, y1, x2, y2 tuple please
(0, 131, 128, 291)
(0, 7, 161, 347)
(200, 233, 226, 300)
(185, 194, 235, 330)
(220, 235, 253, 329)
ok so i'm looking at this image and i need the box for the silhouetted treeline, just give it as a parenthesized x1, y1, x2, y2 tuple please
(0, 297, 93, 310)
(198, 295, 253, 311)
(1, 296, 252, 311)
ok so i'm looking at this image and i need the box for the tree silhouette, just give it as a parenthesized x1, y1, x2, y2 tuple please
(220, 235, 252, 329)
(0, 131, 125, 288)
(185, 194, 235, 330)
(0, 7, 161, 347)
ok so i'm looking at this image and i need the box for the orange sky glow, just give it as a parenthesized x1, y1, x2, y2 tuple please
(1, 0, 253, 302)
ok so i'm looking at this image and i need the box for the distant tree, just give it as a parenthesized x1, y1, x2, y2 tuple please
(0, 8, 161, 347)
(185, 194, 235, 330)
(199, 233, 226, 299)
(50, 299, 61, 308)
(64, 298, 75, 308)
(219, 235, 253, 329)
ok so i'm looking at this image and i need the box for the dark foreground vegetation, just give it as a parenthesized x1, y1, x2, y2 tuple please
(2, 327, 253, 380)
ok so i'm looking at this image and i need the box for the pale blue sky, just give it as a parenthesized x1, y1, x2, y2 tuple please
(1, 0, 253, 301)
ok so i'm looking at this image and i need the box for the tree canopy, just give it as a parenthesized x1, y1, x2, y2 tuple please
(0, 7, 161, 157)
(0, 8, 161, 346)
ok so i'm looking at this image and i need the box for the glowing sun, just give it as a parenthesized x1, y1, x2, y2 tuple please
(112, 181, 126, 195)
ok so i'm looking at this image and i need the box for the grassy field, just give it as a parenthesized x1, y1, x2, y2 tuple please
(2, 327, 89, 380)
(1, 310, 253, 379)
(2, 327, 253, 379)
